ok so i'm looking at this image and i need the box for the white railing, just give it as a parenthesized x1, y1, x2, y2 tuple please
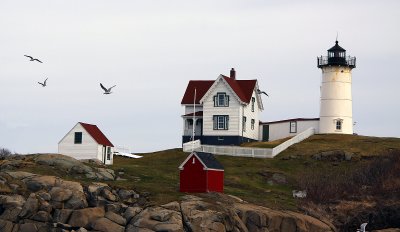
(200, 145, 274, 158)
(182, 140, 201, 152)
(271, 127, 315, 156)
(181, 127, 315, 158)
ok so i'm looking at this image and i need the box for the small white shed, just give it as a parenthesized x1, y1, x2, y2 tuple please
(260, 118, 319, 142)
(58, 122, 114, 165)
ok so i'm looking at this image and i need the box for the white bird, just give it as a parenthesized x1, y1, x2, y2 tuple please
(257, 89, 269, 96)
(24, 55, 42, 63)
(356, 223, 368, 232)
(100, 83, 116, 94)
(38, 78, 48, 87)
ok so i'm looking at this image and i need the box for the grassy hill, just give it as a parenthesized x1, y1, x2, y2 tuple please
(109, 134, 400, 210)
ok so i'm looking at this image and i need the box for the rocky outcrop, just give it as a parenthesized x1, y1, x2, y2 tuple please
(0, 154, 337, 231)
(0, 170, 334, 232)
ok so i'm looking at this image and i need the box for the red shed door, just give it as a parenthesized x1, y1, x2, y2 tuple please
(180, 156, 207, 192)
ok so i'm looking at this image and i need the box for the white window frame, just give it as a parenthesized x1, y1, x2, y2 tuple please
(214, 92, 229, 107)
(289, 121, 297, 133)
(213, 115, 229, 130)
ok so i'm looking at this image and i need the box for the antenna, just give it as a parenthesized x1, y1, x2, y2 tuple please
(336, 32, 338, 42)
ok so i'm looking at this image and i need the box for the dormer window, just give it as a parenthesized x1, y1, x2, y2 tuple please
(214, 92, 229, 107)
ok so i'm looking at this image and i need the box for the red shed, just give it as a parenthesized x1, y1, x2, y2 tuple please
(179, 151, 224, 193)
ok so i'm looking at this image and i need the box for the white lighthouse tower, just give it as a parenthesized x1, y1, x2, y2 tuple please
(317, 40, 356, 134)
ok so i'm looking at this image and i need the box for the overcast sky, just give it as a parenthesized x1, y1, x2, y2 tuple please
(1, 0, 399, 154)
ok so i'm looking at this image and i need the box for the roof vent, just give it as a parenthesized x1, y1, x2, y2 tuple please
(230, 68, 236, 80)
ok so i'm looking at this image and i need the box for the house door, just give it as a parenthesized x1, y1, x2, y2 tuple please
(262, 125, 269, 141)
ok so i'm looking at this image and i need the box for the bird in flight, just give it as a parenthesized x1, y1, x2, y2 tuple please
(38, 78, 48, 87)
(257, 89, 269, 96)
(24, 55, 42, 63)
(100, 83, 116, 94)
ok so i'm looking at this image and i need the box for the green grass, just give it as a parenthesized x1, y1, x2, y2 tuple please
(12, 134, 400, 210)
(109, 134, 400, 209)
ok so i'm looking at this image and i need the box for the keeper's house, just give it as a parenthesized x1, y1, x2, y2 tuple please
(58, 122, 114, 165)
(181, 68, 264, 145)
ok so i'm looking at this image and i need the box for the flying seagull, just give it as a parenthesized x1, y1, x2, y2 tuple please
(100, 83, 116, 94)
(257, 89, 269, 97)
(38, 78, 48, 87)
(24, 55, 42, 63)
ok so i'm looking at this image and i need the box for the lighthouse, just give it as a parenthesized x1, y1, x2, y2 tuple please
(317, 40, 356, 134)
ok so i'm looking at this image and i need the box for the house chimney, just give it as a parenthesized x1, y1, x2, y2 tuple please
(230, 68, 236, 80)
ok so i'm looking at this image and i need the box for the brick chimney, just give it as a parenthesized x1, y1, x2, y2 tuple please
(230, 68, 236, 80)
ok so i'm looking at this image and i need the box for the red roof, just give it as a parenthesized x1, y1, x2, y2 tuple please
(79, 122, 114, 147)
(181, 81, 214, 104)
(182, 111, 203, 117)
(181, 76, 257, 104)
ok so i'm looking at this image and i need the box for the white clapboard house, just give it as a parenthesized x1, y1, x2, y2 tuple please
(58, 122, 114, 165)
(181, 68, 264, 145)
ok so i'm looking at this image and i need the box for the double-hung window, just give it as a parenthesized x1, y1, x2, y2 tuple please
(213, 115, 229, 130)
(242, 116, 247, 132)
(251, 119, 255, 130)
(214, 93, 229, 107)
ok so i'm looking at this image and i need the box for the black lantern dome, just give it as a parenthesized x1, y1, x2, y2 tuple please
(318, 40, 356, 69)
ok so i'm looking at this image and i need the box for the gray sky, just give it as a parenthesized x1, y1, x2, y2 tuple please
(1, 0, 399, 153)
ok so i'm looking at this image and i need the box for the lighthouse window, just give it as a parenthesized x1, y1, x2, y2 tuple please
(336, 120, 342, 131)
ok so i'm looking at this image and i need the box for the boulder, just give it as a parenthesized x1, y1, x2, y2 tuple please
(53, 209, 73, 224)
(49, 187, 73, 202)
(19, 222, 37, 232)
(101, 188, 117, 202)
(105, 211, 126, 226)
(23, 176, 58, 192)
(91, 217, 125, 232)
(0, 219, 14, 232)
(0, 207, 22, 222)
(68, 207, 105, 228)
(34, 154, 92, 174)
(129, 206, 183, 232)
(19, 193, 39, 219)
(123, 207, 142, 223)
(31, 210, 52, 222)
(0, 194, 26, 208)
(5, 171, 36, 179)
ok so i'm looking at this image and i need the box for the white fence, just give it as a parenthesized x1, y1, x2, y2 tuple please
(271, 127, 315, 156)
(182, 140, 201, 152)
(182, 127, 315, 158)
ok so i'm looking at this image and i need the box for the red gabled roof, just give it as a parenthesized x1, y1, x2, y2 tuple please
(181, 76, 257, 104)
(79, 122, 114, 147)
(181, 81, 214, 104)
(182, 111, 203, 117)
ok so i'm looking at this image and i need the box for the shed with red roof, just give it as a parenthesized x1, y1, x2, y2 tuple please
(58, 122, 114, 165)
(179, 151, 224, 193)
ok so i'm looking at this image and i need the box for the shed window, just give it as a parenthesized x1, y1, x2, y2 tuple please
(251, 119, 255, 130)
(192, 158, 195, 164)
(74, 132, 82, 144)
